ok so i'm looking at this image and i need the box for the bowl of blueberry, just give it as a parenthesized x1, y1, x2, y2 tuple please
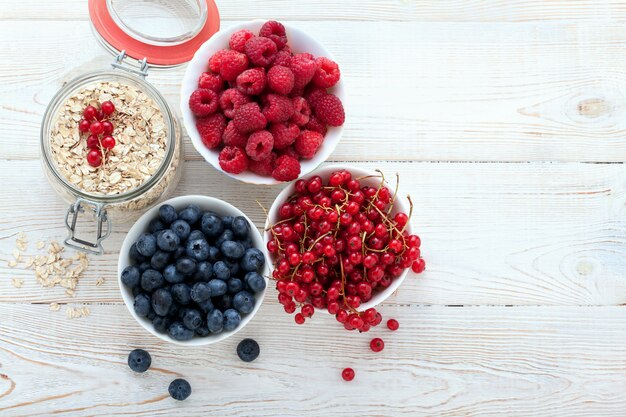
(118, 195, 269, 345)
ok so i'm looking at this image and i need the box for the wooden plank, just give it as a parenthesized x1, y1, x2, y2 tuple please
(4, 21, 626, 162)
(3, 0, 626, 22)
(1, 160, 625, 306)
(1, 304, 626, 416)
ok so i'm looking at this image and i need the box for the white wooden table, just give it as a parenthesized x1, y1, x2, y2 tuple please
(2, 1, 626, 415)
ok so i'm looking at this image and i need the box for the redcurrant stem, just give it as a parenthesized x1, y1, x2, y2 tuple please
(386, 173, 401, 217)
(307, 231, 332, 251)
(400, 195, 414, 234)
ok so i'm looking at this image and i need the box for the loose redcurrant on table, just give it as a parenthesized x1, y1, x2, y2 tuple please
(342, 368, 355, 382)
(370, 338, 385, 352)
(387, 319, 399, 331)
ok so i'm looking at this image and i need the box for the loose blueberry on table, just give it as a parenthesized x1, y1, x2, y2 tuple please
(169, 378, 192, 401)
(121, 204, 266, 341)
(127, 348, 152, 373)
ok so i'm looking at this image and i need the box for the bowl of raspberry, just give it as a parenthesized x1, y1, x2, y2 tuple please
(118, 195, 269, 345)
(180, 20, 346, 185)
(264, 165, 425, 331)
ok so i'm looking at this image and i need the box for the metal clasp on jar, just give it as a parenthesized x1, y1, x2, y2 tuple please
(64, 198, 112, 255)
(111, 50, 149, 78)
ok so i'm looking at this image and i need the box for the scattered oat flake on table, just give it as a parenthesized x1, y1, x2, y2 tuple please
(7, 260, 17, 268)
(66, 306, 90, 319)
(49, 302, 61, 312)
(36, 241, 45, 249)
(11, 278, 24, 288)
(95, 277, 105, 286)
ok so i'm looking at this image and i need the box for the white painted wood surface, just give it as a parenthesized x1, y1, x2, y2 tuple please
(1, 1, 626, 416)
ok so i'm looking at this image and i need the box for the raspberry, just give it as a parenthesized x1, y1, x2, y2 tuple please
(208, 49, 229, 73)
(290, 53, 317, 89)
(273, 49, 292, 67)
(219, 146, 249, 174)
(236, 68, 266, 95)
(219, 50, 249, 81)
(222, 120, 248, 147)
(262, 94, 295, 123)
(304, 85, 328, 108)
(294, 130, 324, 159)
(219, 88, 251, 119)
(267, 65, 294, 95)
(244, 37, 277, 67)
(198, 72, 224, 92)
(278, 145, 300, 160)
(272, 155, 301, 182)
(312, 57, 340, 88)
(233, 102, 267, 133)
(248, 152, 277, 176)
(196, 113, 226, 149)
(245, 130, 274, 161)
(189, 88, 219, 117)
(289, 97, 311, 126)
(229, 29, 255, 52)
(313, 94, 345, 127)
(259, 20, 288, 50)
(269, 122, 300, 149)
(304, 115, 328, 136)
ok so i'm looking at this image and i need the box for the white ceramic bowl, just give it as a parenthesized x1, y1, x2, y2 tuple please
(118, 195, 269, 346)
(180, 20, 346, 185)
(264, 164, 412, 311)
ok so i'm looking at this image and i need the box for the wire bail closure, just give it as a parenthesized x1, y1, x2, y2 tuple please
(111, 50, 149, 78)
(64, 198, 112, 255)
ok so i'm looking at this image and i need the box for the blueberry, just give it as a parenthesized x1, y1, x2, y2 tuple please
(208, 246, 221, 262)
(178, 204, 201, 225)
(134, 293, 152, 317)
(245, 272, 266, 293)
(159, 204, 178, 224)
(137, 261, 151, 273)
(224, 260, 240, 276)
(207, 309, 223, 333)
(190, 282, 212, 303)
(150, 250, 170, 271)
(151, 288, 173, 316)
(176, 257, 197, 275)
(236, 338, 260, 362)
(242, 237, 253, 250)
(241, 248, 265, 272)
(156, 229, 180, 252)
(188, 230, 205, 242)
(163, 264, 185, 284)
(213, 261, 230, 281)
(231, 216, 250, 239)
(222, 215, 234, 229)
(193, 261, 213, 282)
(147, 310, 156, 321)
(186, 238, 210, 261)
(215, 229, 234, 248)
(167, 302, 180, 317)
(221, 240, 245, 260)
(171, 283, 191, 305)
(168, 321, 194, 341)
(141, 269, 164, 292)
(208, 279, 228, 297)
(128, 349, 151, 372)
(197, 298, 214, 313)
(195, 326, 210, 337)
(132, 286, 142, 297)
(232, 291, 255, 314)
(136, 233, 157, 257)
(228, 278, 243, 294)
(213, 293, 232, 310)
(201, 213, 224, 238)
(149, 218, 166, 234)
(152, 315, 171, 333)
(121, 265, 140, 289)
(223, 309, 241, 331)
(129, 243, 147, 262)
(171, 219, 191, 241)
(168, 378, 192, 401)
(183, 309, 203, 330)
(173, 246, 186, 260)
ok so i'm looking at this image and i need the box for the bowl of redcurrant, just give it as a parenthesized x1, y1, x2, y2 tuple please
(264, 165, 425, 332)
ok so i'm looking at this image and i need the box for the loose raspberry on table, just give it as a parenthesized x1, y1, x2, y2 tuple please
(219, 50, 249, 81)
(269, 121, 300, 149)
(272, 155, 301, 182)
(248, 152, 276, 176)
(208, 49, 229, 73)
(294, 130, 324, 159)
(245, 130, 274, 161)
(273, 49, 292, 67)
(198, 72, 224, 92)
(267, 65, 295, 95)
(229, 29, 255, 52)
(304, 115, 328, 136)
(259, 20, 288, 50)
(313, 94, 345, 126)
(219, 146, 249, 174)
(290, 53, 317, 89)
(244, 37, 278, 67)
(277, 145, 300, 160)
(219, 88, 251, 119)
(262, 94, 295, 123)
(222, 120, 248, 147)
(236, 68, 266, 95)
(304, 86, 328, 108)
(289, 97, 311, 126)
(196, 113, 226, 149)
(189, 88, 219, 117)
(312, 57, 341, 88)
(233, 102, 267, 133)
